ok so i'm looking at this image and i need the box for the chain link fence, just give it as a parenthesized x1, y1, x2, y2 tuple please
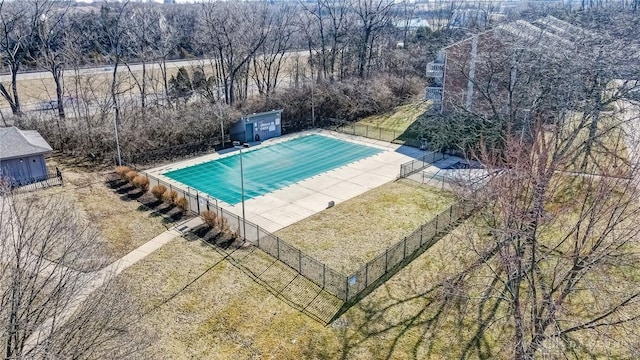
(332, 121, 422, 148)
(137, 167, 474, 303)
(140, 170, 349, 300)
(399, 152, 448, 178)
(331, 120, 449, 180)
(344, 200, 476, 301)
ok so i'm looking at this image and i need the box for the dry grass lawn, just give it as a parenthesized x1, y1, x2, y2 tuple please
(62, 169, 637, 359)
(121, 238, 341, 359)
(110, 221, 515, 359)
(274, 179, 456, 274)
(27, 156, 168, 267)
(113, 211, 640, 359)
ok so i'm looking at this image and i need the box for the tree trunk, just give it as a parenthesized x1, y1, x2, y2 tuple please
(160, 57, 169, 107)
(111, 57, 121, 127)
(10, 63, 21, 115)
(53, 65, 66, 152)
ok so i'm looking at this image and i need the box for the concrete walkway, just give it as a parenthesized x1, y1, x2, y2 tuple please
(104, 216, 203, 276)
(25, 216, 204, 353)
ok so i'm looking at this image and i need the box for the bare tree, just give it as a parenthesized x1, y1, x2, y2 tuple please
(34, 0, 72, 152)
(62, 12, 102, 141)
(198, 1, 270, 105)
(352, 0, 395, 78)
(355, 12, 640, 359)
(301, 0, 353, 81)
(123, 4, 153, 113)
(35, 1, 70, 120)
(251, 4, 296, 97)
(0, 191, 148, 359)
(0, 0, 43, 115)
(150, 7, 184, 106)
(299, 0, 329, 80)
(100, 1, 130, 127)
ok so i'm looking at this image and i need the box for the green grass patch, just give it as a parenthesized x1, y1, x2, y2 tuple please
(338, 101, 431, 145)
(357, 101, 431, 132)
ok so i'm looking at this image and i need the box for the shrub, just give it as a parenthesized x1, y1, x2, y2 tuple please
(216, 215, 229, 232)
(175, 197, 189, 212)
(115, 166, 132, 178)
(132, 175, 149, 192)
(151, 185, 167, 200)
(163, 190, 177, 204)
(125, 170, 138, 182)
(201, 210, 218, 228)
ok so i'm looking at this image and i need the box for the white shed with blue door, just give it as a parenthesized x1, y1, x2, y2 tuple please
(0, 127, 53, 186)
(231, 109, 283, 143)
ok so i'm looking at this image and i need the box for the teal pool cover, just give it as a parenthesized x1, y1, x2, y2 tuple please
(163, 134, 382, 205)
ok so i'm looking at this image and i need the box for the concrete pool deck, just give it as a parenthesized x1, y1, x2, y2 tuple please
(145, 130, 427, 233)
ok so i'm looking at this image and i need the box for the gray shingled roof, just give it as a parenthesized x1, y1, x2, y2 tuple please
(443, 16, 593, 52)
(0, 127, 53, 160)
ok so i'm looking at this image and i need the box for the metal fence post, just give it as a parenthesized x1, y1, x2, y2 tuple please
(420, 225, 424, 247)
(365, 264, 369, 287)
(435, 215, 438, 232)
(298, 249, 302, 273)
(403, 237, 407, 258)
(385, 248, 389, 272)
(322, 265, 326, 289)
(345, 277, 349, 301)
(277, 237, 280, 259)
(197, 193, 200, 213)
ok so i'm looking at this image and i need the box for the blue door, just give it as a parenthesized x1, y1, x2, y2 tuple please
(245, 123, 254, 143)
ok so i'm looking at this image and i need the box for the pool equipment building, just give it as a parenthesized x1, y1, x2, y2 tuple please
(231, 109, 283, 143)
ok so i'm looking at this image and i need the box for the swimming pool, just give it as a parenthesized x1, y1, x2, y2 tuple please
(163, 134, 382, 205)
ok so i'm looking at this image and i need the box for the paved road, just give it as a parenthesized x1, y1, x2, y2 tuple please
(0, 50, 309, 83)
(0, 49, 309, 117)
